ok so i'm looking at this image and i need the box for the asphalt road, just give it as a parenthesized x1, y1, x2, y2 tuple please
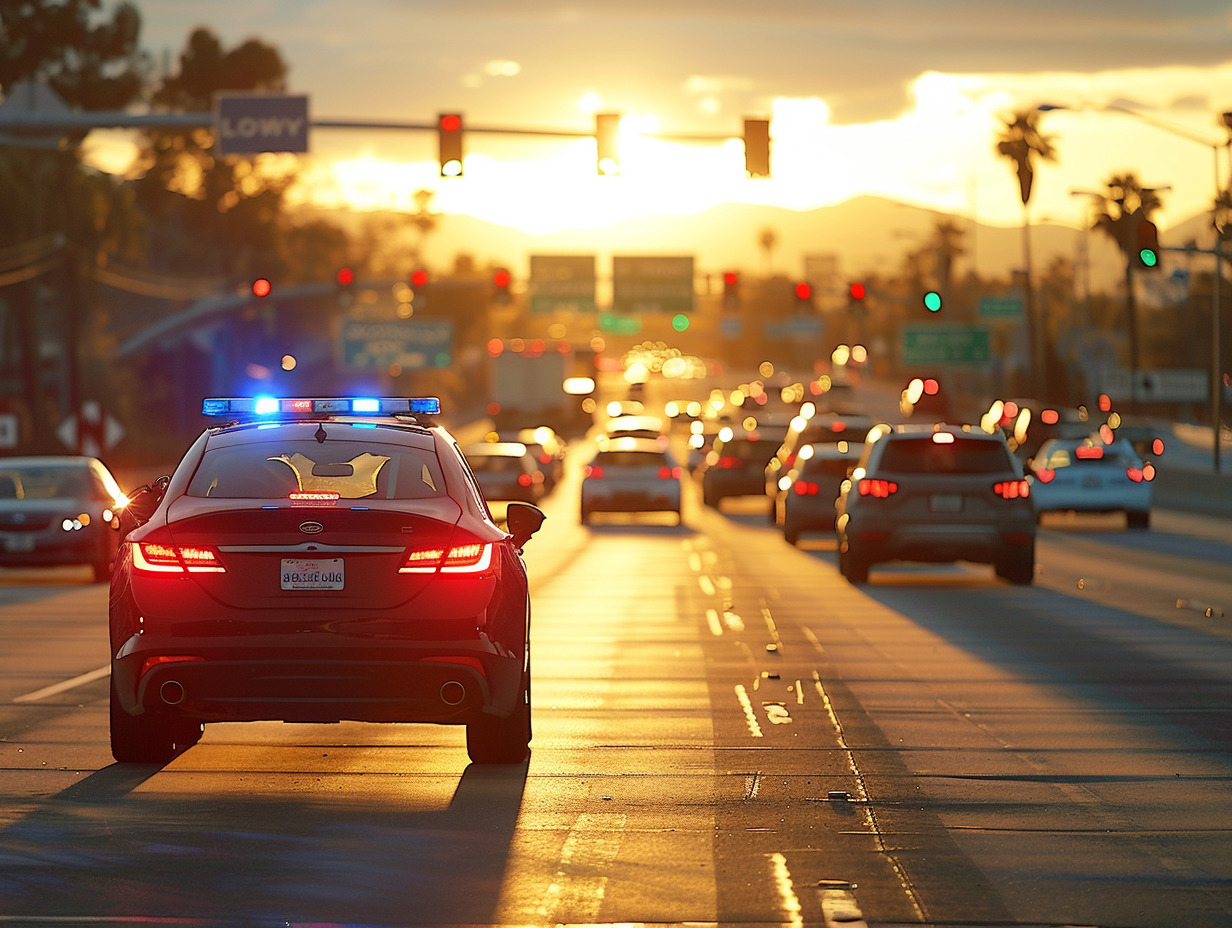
(1, 433, 1231, 926)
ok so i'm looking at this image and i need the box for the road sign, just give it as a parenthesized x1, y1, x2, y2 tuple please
(612, 256, 694, 315)
(901, 324, 990, 365)
(340, 319, 453, 370)
(1101, 368, 1207, 403)
(529, 255, 596, 313)
(979, 295, 1024, 319)
(214, 94, 309, 156)
(56, 400, 124, 457)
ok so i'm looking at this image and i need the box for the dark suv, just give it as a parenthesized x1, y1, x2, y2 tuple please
(835, 423, 1035, 584)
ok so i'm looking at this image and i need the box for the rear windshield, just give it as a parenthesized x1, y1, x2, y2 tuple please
(1039, 446, 1135, 470)
(468, 454, 528, 474)
(0, 465, 93, 500)
(187, 441, 446, 500)
(878, 438, 1012, 475)
(594, 451, 667, 467)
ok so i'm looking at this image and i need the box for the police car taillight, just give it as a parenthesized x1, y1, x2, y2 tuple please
(201, 396, 441, 418)
(399, 538, 494, 574)
(133, 541, 226, 573)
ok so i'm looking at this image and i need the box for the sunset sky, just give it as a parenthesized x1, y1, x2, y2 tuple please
(114, 1, 1232, 238)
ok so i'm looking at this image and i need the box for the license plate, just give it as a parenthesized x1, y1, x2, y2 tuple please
(929, 494, 963, 513)
(281, 557, 344, 591)
(3, 536, 35, 553)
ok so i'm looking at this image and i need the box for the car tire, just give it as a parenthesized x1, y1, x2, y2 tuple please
(466, 666, 531, 765)
(996, 551, 1035, 585)
(1127, 510, 1150, 530)
(109, 678, 200, 764)
(839, 545, 869, 584)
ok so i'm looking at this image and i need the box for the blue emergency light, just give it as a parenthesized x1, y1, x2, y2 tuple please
(201, 396, 442, 417)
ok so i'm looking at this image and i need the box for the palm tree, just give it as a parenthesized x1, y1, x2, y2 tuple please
(996, 110, 1057, 395)
(758, 227, 778, 275)
(1092, 173, 1164, 382)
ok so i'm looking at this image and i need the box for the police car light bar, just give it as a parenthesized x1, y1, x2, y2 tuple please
(202, 397, 442, 417)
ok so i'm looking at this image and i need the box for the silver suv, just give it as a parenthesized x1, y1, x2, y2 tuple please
(835, 423, 1035, 585)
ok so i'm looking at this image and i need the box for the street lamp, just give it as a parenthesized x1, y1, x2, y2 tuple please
(1040, 102, 1232, 472)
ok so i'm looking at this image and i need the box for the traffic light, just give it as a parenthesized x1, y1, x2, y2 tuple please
(744, 118, 770, 177)
(848, 282, 866, 301)
(923, 290, 942, 312)
(794, 281, 814, 310)
(438, 113, 463, 177)
(1135, 218, 1160, 269)
(722, 271, 740, 309)
(595, 112, 621, 175)
(409, 269, 430, 310)
(492, 267, 512, 304)
(335, 266, 355, 307)
(251, 278, 271, 298)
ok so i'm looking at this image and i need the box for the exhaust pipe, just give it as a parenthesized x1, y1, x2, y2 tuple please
(160, 680, 186, 706)
(440, 681, 466, 706)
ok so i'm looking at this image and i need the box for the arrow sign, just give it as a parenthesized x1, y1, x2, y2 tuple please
(57, 400, 125, 457)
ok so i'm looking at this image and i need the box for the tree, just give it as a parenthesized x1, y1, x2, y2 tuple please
(1091, 173, 1165, 379)
(996, 109, 1057, 396)
(131, 27, 295, 281)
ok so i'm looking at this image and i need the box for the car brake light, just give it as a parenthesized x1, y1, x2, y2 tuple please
(517, 473, 533, 487)
(290, 491, 339, 506)
(400, 540, 494, 573)
(994, 480, 1030, 499)
(793, 481, 820, 496)
(133, 542, 226, 573)
(1143, 462, 1156, 481)
(1076, 446, 1104, 459)
(658, 465, 682, 479)
(717, 455, 740, 469)
(1035, 469, 1055, 483)
(857, 478, 897, 497)
(584, 465, 604, 479)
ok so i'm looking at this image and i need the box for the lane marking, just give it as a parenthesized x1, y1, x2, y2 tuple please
(761, 603, 784, 652)
(768, 852, 804, 928)
(734, 684, 763, 738)
(14, 665, 109, 703)
(536, 812, 626, 925)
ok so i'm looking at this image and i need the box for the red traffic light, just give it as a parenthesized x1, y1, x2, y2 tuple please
(723, 271, 739, 287)
(251, 278, 271, 298)
(336, 267, 354, 287)
(410, 269, 429, 288)
(493, 268, 512, 289)
(440, 114, 462, 133)
(849, 282, 866, 300)
(438, 113, 464, 177)
(795, 282, 812, 301)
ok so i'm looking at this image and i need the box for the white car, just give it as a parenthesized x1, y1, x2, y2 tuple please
(580, 437, 682, 524)
(1028, 436, 1154, 528)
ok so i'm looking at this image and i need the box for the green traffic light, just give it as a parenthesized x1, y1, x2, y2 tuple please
(1139, 248, 1158, 268)
(671, 313, 690, 332)
(924, 291, 942, 312)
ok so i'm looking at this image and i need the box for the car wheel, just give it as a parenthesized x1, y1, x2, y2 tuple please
(996, 551, 1035, 585)
(109, 678, 200, 764)
(1127, 510, 1150, 530)
(466, 666, 531, 765)
(839, 545, 869, 584)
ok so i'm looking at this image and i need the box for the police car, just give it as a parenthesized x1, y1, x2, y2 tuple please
(109, 396, 545, 766)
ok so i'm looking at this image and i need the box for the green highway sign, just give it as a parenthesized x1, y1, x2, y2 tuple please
(979, 295, 1024, 319)
(612, 256, 695, 315)
(529, 255, 597, 314)
(340, 319, 453, 370)
(901, 324, 990, 365)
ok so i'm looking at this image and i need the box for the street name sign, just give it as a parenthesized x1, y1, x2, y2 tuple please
(215, 94, 309, 156)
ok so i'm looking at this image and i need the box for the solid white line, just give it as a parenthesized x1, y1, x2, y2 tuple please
(13, 665, 110, 703)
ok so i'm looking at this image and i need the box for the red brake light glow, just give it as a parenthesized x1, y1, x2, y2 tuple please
(793, 481, 820, 496)
(1035, 469, 1055, 483)
(1076, 446, 1104, 460)
(584, 464, 604, 479)
(134, 542, 226, 574)
(400, 541, 494, 574)
(857, 478, 898, 498)
(290, 491, 340, 506)
(658, 465, 682, 479)
(994, 480, 1030, 499)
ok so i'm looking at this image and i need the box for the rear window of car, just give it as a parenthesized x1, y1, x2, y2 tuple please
(877, 437, 1012, 475)
(593, 451, 667, 467)
(186, 441, 446, 500)
(0, 465, 93, 499)
(1039, 446, 1134, 470)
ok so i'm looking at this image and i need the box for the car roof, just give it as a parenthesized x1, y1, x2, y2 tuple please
(595, 436, 670, 454)
(464, 441, 529, 456)
(606, 415, 665, 431)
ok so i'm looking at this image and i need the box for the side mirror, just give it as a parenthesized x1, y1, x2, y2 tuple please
(117, 475, 170, 537)
(506, 502, 546, 550)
